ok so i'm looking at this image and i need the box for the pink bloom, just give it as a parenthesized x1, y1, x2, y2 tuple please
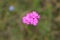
(22, 11, 40, 26)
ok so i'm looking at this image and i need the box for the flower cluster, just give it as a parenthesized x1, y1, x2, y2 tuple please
(22, 11, 40, 26)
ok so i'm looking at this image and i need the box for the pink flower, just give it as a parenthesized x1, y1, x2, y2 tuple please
(22, 11, 40, 26)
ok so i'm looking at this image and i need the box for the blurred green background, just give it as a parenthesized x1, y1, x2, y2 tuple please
(0, 0, 60, 40)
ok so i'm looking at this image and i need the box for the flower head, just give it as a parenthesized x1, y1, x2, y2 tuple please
(22, 11, 40, 26)
(9, 5, 14, 11)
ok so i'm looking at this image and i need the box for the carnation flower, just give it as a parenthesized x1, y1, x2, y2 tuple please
(22, 11, 40, 26)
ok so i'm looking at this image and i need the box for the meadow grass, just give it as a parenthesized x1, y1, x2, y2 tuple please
(0, 0, 58, 40)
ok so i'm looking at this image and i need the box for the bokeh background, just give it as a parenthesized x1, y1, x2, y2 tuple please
(0, 0, 60, 40)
